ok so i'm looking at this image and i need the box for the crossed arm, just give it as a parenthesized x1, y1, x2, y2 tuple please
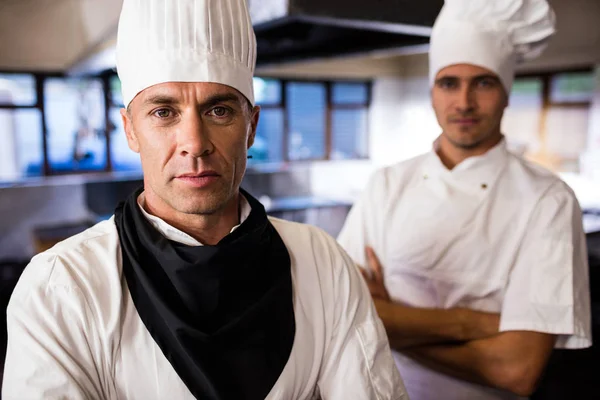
(361, 247, 556, 397)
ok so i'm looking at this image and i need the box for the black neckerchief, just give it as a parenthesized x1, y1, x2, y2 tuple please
(114, 188, 295, 400)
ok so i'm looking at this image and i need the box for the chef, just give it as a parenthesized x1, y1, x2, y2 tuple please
(338, 0, 592, 399)
(2, 1, 407, 399)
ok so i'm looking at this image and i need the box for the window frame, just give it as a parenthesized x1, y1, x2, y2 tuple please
(515, 67, 594, 108)
(0, 70, 116, 178)
(328, 80, 371, 161)
(257, 77, 372, 163)
(0, 70, 55, 177)
(513, 67, 595, 169)
(0, 70, 372, 183)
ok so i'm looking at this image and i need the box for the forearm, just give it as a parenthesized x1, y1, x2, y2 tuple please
(401, 332, 556, 396)
(402, 340, 503, 388)
(373, 299, 499, 349)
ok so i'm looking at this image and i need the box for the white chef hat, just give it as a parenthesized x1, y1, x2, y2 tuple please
(429, 0, 556, 93)
(116, 0, 257, 108)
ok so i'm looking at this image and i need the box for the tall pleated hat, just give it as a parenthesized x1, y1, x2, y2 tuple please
(429, 0, 556, 93)
(116, 0, 257, 108)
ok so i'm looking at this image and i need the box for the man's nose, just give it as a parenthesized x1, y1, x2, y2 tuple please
(178, 112, 214, 158)
(455, 85, 476, 113)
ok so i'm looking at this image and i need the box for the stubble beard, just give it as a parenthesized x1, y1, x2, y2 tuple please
(168, 184, 236, 216)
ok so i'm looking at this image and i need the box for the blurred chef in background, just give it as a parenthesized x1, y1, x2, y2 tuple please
(338, 0, 592, 399)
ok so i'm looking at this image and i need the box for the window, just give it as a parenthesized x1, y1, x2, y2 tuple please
(502, 78, 543, 155)
(254, 77, 281, 106)
(550, 72, 595, 103)
(287, 82, 327, 161)
(503, 69, 595, 173)
(0, 73, 371, 183)
(546, 72, 593, 170)
(0, 109, 43, 180)
(0, 73, 36, 106)
(331, 82, 369, 160)
(250, 78, 284, 163)
(251, 78, 370, 163)
(45, 78, 107, 173)
(0, 73, 43, 181)
(109, 75, 141, 171)
(332, 82, 369, 104)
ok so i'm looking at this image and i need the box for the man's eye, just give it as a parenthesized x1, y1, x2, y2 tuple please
(437, 80, 456, 89)
(153, 109, 172, 118)
(478, 79, 497, 88)
(210, 107, 229, 117)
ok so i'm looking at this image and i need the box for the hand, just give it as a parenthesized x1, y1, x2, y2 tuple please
(359, 246, 391, 302)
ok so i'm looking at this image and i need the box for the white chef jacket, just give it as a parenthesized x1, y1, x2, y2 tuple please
(338, 139, 592, 400)
(3, 194, 408, 400)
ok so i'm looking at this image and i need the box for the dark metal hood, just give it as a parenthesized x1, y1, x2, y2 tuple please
(248, 0, 444, 66)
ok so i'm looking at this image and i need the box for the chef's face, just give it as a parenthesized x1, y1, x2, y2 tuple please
(431, 64, 508, 150)
(121, 82, 259, 216)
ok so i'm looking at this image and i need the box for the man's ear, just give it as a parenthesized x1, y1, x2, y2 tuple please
(120, 107, 140, 153)
(247, 105, 260, 149)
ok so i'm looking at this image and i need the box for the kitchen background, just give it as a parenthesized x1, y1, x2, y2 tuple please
(0, 0, 599, 395)
(0, 0, 600, 398)
(1, 0, 599, 260)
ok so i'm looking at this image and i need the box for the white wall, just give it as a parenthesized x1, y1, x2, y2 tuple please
(369, 55, 440, 167)
(309, 159, 374, 201)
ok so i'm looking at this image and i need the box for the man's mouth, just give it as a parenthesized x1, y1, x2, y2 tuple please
(450, 117, 480, 125)
(175, 171, 221, 187)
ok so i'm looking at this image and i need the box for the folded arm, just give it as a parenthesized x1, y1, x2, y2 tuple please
(403, 331, 556, 396)
(373, 298, 500, 349)
(362, 247, 500, 349)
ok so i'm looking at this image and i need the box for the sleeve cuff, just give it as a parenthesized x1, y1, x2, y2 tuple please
(499, 320, 592, 349)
